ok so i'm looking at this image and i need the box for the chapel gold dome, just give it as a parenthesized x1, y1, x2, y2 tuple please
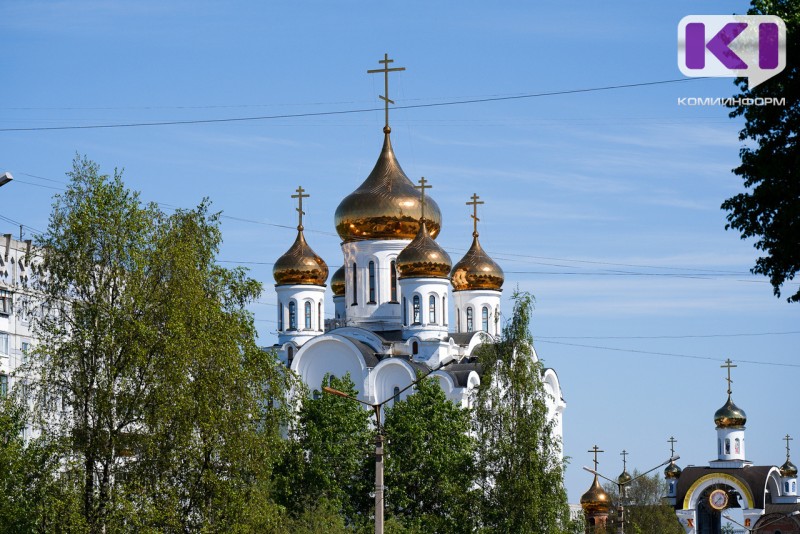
(780, 459, 798, 478)
(330, 265, 346, 296)
(664, 462, 682, 479)
(335, 133, 441, 242)
(617, 469, 632, 486)
(714, 396, 747, 428)
(273, 231, 329, 286)
(580, 476, 611, 514)
(450, 235, 504, 291)
(396, 221, 452, 279)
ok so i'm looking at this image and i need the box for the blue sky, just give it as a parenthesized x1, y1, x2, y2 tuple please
(2, 1, 797, 503)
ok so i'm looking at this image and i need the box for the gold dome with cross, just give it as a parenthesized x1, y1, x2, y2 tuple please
(273, 186, 329, 286)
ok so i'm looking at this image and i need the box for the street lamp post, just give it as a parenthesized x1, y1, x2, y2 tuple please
(322, 362, 445, 534)
(584, 455, 680, 534)
(0, 172, 13, 188)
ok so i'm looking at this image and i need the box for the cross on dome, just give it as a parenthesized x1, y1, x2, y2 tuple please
(620, 449, 629, 471)
(467, 193, 484, 238)
(786, 434, 794, 460)
(291, 185, 310, 231)
(668, 436, 678, 457)
(367, 53, 405, 134)
(415, 177, 431, 222)
(721, 358, 737, 396)
(589, 445, 604, 471)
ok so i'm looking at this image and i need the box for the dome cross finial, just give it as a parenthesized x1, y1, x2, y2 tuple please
(721, 358, 737, 397)
(620, 449, 629, 471)
(589, 445, 604, 471)
(786, 434, 794, 461)
(668, 436, 678, 457)
(291, 185, 309, 231)
(367, 53, 405, 134)
(415, 177, 431, 222)
(467, 193, 484, 238)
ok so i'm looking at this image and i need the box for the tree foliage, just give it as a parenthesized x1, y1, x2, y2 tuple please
(29, 155, 291, 532)
(602, 470, 683, 534)
(722, 0, 800, 302)
(472, 291, 575, 533)
(383, 376, 477, 533)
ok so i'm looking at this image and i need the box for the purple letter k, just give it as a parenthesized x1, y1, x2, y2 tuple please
(686, 22, 748, 69)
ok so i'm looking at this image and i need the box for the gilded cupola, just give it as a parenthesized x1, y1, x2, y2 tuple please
(330, 265, 345, 296)
(714, 396, 747, 429)
(780, 434, 797, 478)
(451, 193, 504, 291)
(334, 132, 441, 243)
(664, 461, 682, 479)
(273, 186, 329, 287)
(580, 476, 611, 514)
(396, 221, 452, 279)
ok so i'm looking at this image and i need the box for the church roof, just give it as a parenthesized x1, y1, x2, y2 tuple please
(339, 335, 380, 367)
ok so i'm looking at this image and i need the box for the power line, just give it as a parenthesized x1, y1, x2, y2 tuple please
(537, 331, 800, 340)
(0, 77, 704, 132)
(535, 339, 800, 368)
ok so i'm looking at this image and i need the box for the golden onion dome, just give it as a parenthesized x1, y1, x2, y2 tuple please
(714, 396, 747, 428)
(330, 265, 345, 296)
(664, 461, 682, 479)
(450, 235, 504, 291)
(396, 221, 452, 279)
(618, 469, 632, 486)
(580, 476, 611, 514)
(780, 459, 798, 478)
(334, 133, 441, 242)
(273, 230, 328, 286)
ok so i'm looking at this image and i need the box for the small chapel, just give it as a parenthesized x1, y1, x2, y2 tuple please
(267, 55, 565, 437)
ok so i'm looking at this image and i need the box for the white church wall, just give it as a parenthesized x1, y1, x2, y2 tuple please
(291, 335, 371, 398)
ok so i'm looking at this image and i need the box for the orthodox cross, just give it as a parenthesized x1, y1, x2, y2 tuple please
(620, 450, 629, 471)
(415, 177, 431, 222)
(589, 445, 604, 471)
(668, 436, 678, 458)
(367, 53, 405, 133)
(291, 186, 309, 230)
(466, 193, 484, 237)
(721, 358, 737, 396)
(785, 434, 793, 460)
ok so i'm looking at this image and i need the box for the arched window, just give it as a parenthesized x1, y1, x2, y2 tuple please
(278, 303, 284, 331)
(735, 438, 740, 454)
(456, 308, 460, 331)
(390, 260, 397, 301)
(304, 301, 312, 329)
(403, 298, 408, 326)
(718, 439, 722, 456)
(289, 301, 297, 330)
(793, 481, 796, 492)
(466, 307, 473, 332)
(442, 296, 447, 325)
(413, 295, 421, 324)
(368, 261, 376, 303)
(787, 481, 791, 492)
(287, 346, 294, 360)
(393, 386, 400, 404)
(725, 438, 731, 455)
(352, 263, 358, 305)
(318, 302, 322, 330)
(412, 341, 419, 355)
(429, 295, 436, 323)
(482, 306, 489, 332)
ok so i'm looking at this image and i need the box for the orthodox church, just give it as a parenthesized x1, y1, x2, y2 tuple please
(578, 359, 799, 533)
(268, 56, 565, 439)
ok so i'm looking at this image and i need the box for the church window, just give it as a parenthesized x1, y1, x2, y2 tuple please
(735, 438, 740, 454)
(390, 261, 397, 301)
(466, 307, 473, 332)
(429, 295, 436, 323)
(352, 263, 358, 305)
(0, 374, 7, 397)
(793, 481, 796, 492)
(482, 306, 489, 332)
(403, 298, 408, 326)
(412, 341, 418, 355)
(456, 308, 460, 331)
(393, 386, 400, 405)
(413, 295, 421, 324)
(718, 439, 722, 456)
(278, 303, 284, 331)
(442, 296, 447, 325)
(669, 482, 675, 494)
(368, 261, 376, 303)
(289, 302, 297, 330)
(787, 482, 791, 492)
(304, 301, 312, 329)
(318, 302, 322, 330)
(725, 438, 731, 455)
(287, 346, 294, 360)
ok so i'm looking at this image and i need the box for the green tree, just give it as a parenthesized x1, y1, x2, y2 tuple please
(383, 376, 477, 533)
(722, 0, 800, 302)
(472, 291, 576, 533)
(603, 470, 683, 534)
(277, 373, 373, 527)
(30, 156, 290, 532)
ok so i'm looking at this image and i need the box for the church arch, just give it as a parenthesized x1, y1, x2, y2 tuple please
(683, 473, 755, 510)
(291, 335, 371, 398)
